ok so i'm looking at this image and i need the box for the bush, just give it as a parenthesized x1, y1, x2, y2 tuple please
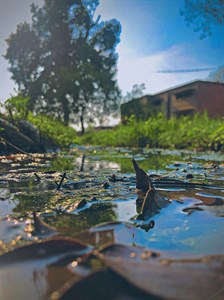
(28, 113, 78, 148)
(79, 114, 224, 151)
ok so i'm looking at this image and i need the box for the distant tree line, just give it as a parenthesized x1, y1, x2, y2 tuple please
(5, 0, 121, 133)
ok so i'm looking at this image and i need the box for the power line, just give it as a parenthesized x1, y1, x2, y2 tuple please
(151, 67, 215, 73)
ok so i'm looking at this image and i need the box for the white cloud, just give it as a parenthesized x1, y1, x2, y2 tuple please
(117, 44, 215, 95)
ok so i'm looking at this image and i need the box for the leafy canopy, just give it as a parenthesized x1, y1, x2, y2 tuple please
(5, 0, 121, 132)
(180, 0, 224, 39)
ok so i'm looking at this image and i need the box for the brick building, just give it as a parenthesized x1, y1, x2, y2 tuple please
(121, 80, 224, 121)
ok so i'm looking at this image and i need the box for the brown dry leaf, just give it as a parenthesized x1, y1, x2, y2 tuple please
(0, 237, 91, 264)
(0, 237, 93, 300)
(132, 159, 151, 192)
(33, 212, 58, 238)
(132, 159, 170, 219)
(182, 206, 204, 215)
(98, 244, 224, 300)
(53, 269, 153, 300)
(139, 188, 170, 219)
(138, 189, 161, 219)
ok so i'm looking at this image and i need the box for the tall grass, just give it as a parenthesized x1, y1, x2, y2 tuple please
(79, 114, 224, 151)
(28, 113, 78, 148)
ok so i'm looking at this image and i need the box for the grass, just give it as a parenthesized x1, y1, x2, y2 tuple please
(27, 113, 78, 148)
(9, 111, 224, 152)
(79, 114, 224, 151)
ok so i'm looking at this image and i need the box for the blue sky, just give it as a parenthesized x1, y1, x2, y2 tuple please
(0, 0, 224, 101)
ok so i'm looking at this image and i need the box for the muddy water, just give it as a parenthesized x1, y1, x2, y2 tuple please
(0, 147, 223, 256)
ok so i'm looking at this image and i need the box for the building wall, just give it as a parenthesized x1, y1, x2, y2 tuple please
(121, 95, 158, 122)
(120, 81, 224, 122)
(197, 82, 224, 117)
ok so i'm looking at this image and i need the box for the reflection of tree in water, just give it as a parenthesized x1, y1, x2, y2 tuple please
(82, 202, 117, 227)
(86, 161, 120, 172)
(107, 153, 179, 173)
(44, 202, 117, 235)
(49, 156, 77, 172)
(13, 192, 55, 214)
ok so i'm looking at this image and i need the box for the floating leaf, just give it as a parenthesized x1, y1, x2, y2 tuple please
(138, 187, 170, 219)
(0, 237, 92, 264)
(98, 244, 224, 300)
(132, 159, 151, 192)
(182, 206, 203, 215)
(33, 212, 57, 238)
(53, 269, 152, 300)
(0, 237, 93, 300)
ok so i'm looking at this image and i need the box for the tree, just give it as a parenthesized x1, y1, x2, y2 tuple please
(180, 0, 224, 39)
(208, 65, 224, 83)
(5, 0, 121, 133)
(122, 83, 146, 104)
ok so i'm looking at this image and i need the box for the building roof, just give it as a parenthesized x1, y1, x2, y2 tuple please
(151, 80, 224, 97)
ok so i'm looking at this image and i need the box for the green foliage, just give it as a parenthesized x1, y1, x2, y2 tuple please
(122, 83, 146, 104)
(5, 95, 29, 119)
(28, 113, 77, 148)
(121, 96, 163, 123)
(208, 65, 224, 83)
(180, 0, 224, 39)
(79, 114, 224, 151)
(5, 0, 121, 131)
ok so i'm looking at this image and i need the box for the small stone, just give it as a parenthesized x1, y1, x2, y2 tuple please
(186, 174, 194, 179)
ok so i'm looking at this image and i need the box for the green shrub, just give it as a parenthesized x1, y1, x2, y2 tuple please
(79, 113, 224, 151)
(28, 113, 78, 148)
(4, 95, 29, 120)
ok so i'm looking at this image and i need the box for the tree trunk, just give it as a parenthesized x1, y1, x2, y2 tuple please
(62, 98, 69, 126)
(80, 107, 85, 135)
(80, 115, 85, 135)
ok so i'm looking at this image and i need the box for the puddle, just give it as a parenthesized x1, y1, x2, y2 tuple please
(0, 148, 223, 256)
(0, 148, 223, 299)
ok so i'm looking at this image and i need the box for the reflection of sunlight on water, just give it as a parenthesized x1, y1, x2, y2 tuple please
(113, 198, 137, 221)
(143, 198, 224, 254)
(195, 192, 224, 200)
(99, 189, 224, 254)
(86, 160, 120, 171)
(0, 199, 17, 217)
(75, 156, 120, 171)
